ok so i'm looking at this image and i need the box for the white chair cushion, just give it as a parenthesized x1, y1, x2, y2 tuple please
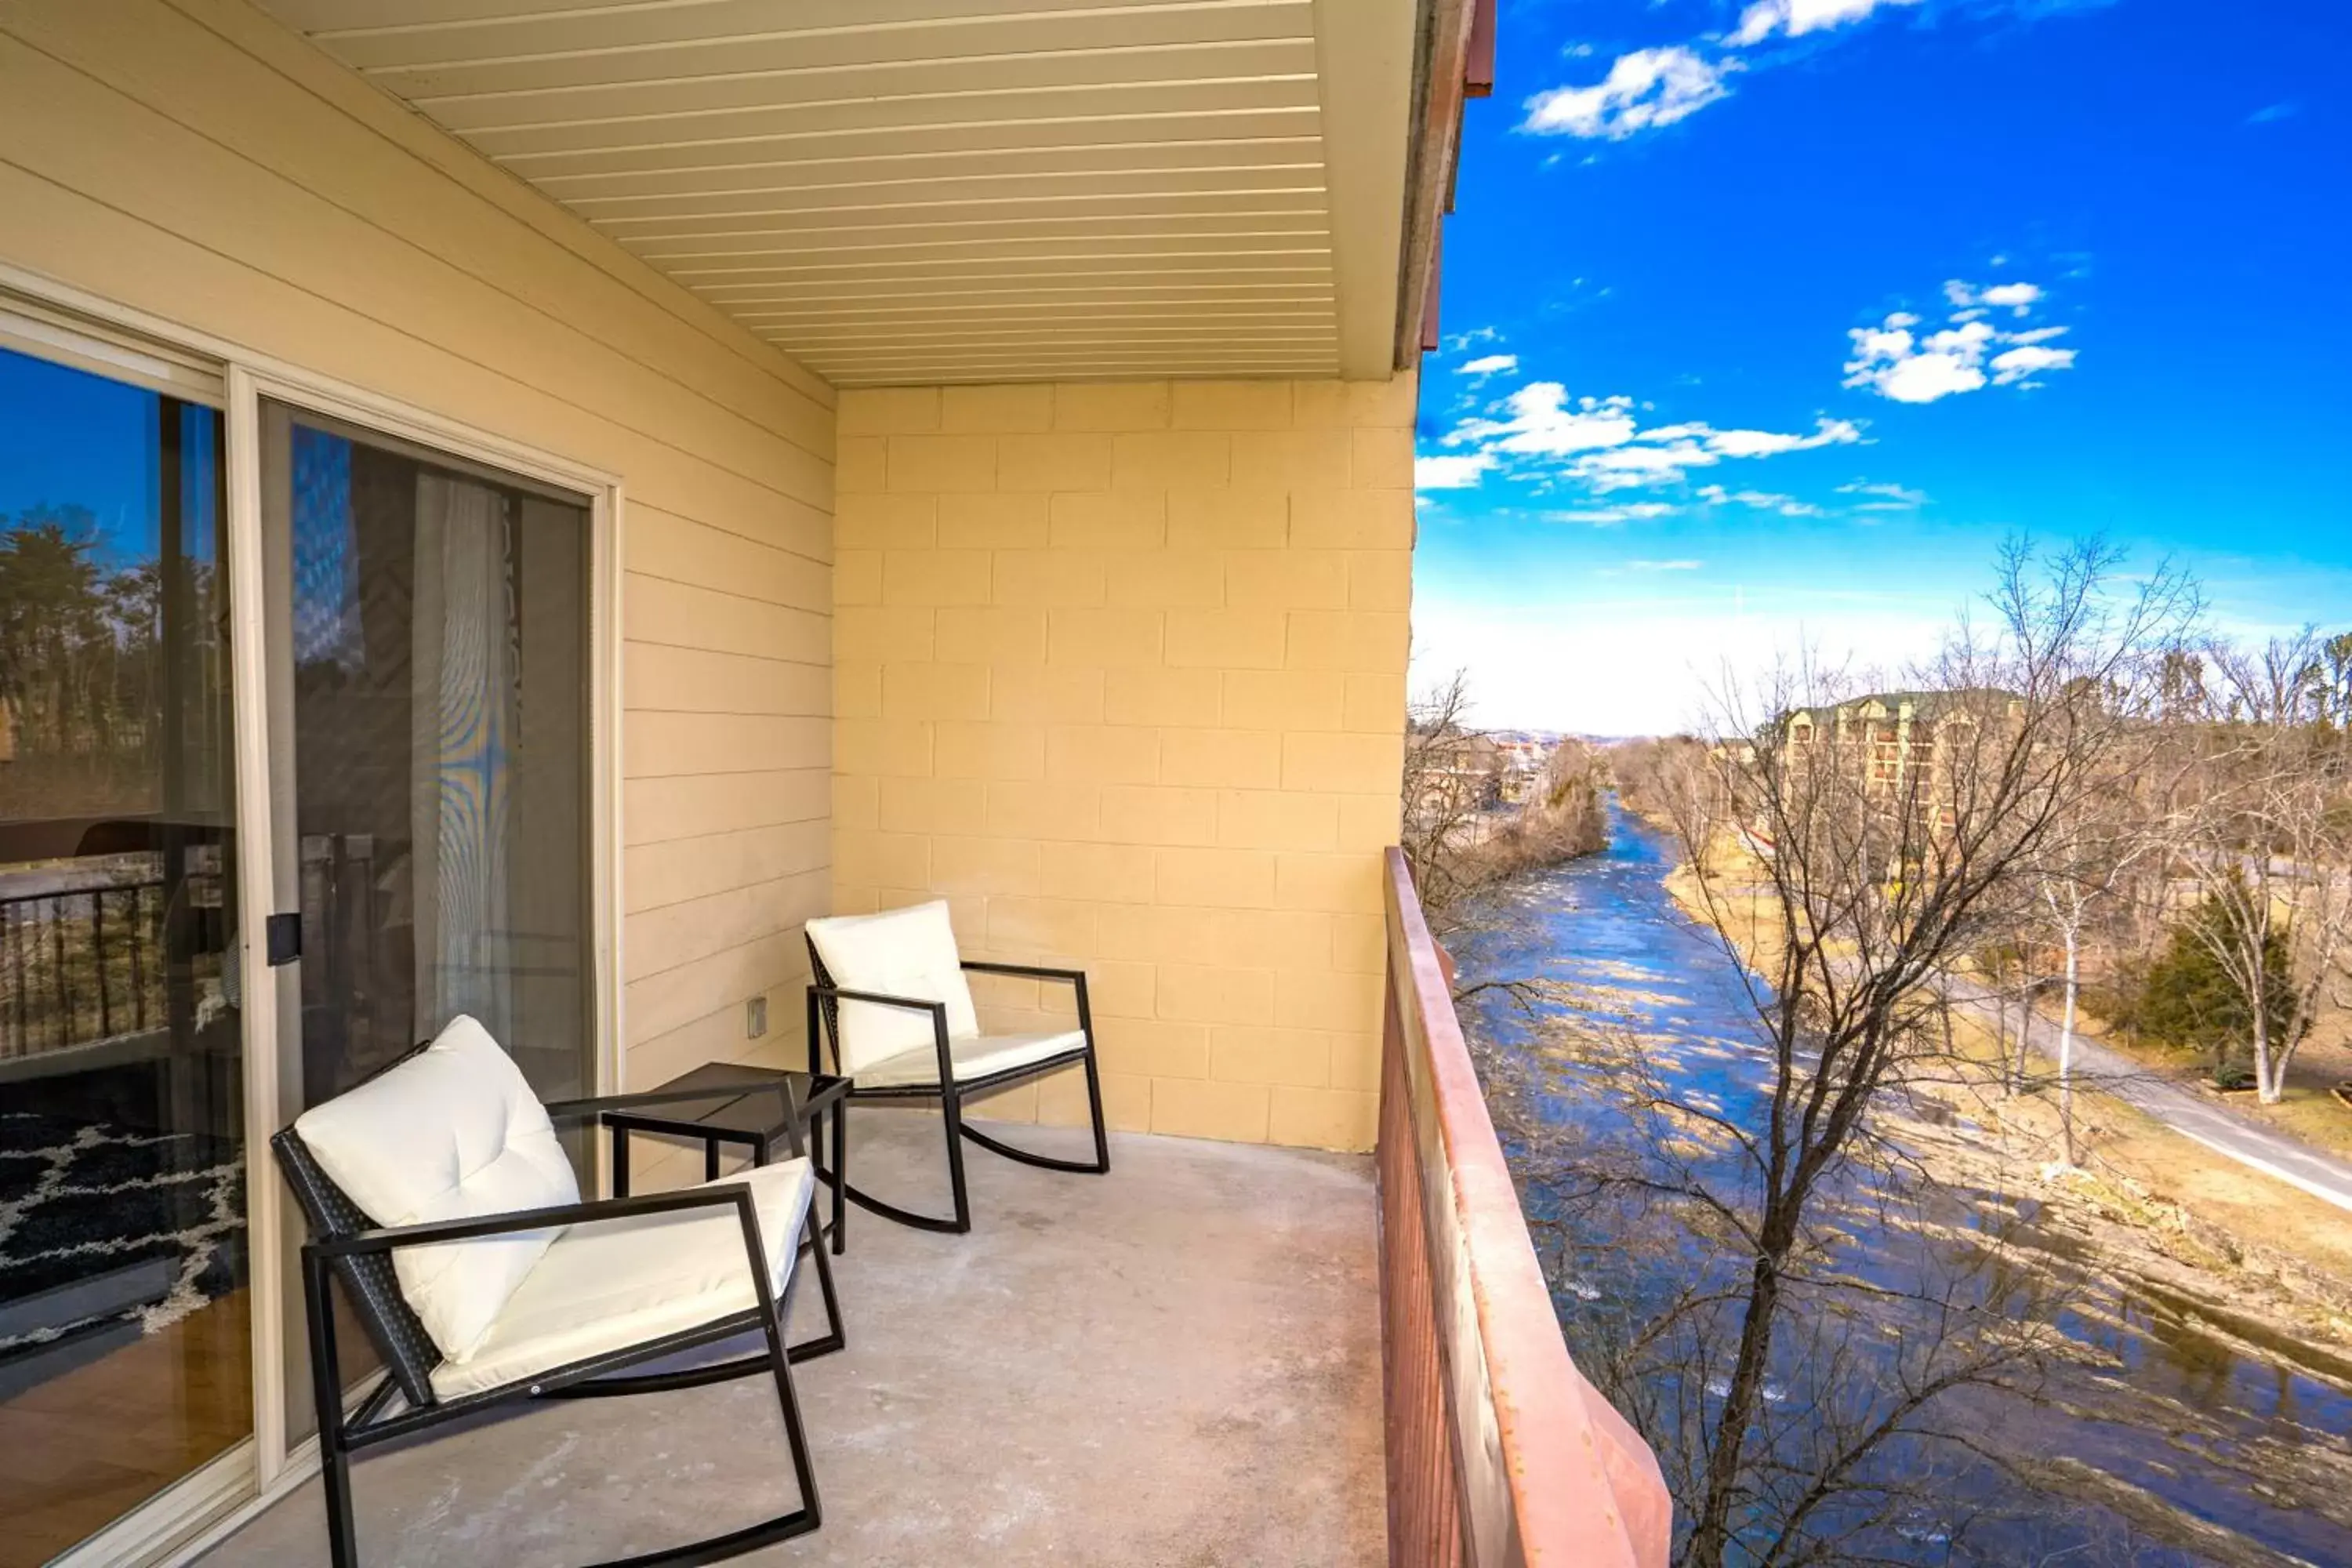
(293, 1015, 579, 1362)
(805, 900, 981, 1075)
(430, 1158, 815, 1401)
(857, 1029, 1088, 1091)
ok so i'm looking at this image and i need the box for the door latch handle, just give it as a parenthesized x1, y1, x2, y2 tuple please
(266, 913, 301, 967)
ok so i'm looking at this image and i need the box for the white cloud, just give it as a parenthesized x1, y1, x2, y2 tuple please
(1845, 281, 2075, 402)
(1948, 279, 2043, 315)
(1549, 503, 1679, 524)
(1626, 560, 1704, 571)
(1837, 480, 1929, 510)
(1522, 47, 1738, 140)
(1566, 416, 1859, 491)
(1575, 441, 1717, 488)
(1414, 453, 1494, 490)
(1448, 383, 1642, 456)
(1989, 343, 2078, 384)
(1708, 423, 1861, 459)
(1458, 354, 1519, 378)
(1442, 378, 1862, 493)
(1697, 485, 1824, 517)
(1864, 351, 1985, 403)
(1730, 0, 1919, 46)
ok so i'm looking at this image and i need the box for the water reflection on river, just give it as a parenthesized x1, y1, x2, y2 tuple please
(1451, 798, 2352, 1567)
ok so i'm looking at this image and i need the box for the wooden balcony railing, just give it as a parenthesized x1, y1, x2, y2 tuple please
(1378, 846, 1671, 1567)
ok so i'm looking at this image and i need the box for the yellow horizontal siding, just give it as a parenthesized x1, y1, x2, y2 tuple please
(0, 0, 838, 1088)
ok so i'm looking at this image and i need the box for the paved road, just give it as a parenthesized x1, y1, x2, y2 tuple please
(1944, 975, 2352, 1214)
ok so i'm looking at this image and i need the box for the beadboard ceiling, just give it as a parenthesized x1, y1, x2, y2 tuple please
(260, 0, 1421, 386)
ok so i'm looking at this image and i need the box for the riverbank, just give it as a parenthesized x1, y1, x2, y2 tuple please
(1460, 790, 1606, 879)
(1457, 803, 2352, 1565)
(1657, 836, 2352, 1354)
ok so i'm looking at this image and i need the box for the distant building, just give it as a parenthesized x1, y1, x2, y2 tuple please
(1494, 738, 1554, 804)
(1769, 689, 2024, 831)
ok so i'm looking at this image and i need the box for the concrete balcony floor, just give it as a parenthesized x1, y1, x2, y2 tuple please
(204, 1109, 1385, 1566)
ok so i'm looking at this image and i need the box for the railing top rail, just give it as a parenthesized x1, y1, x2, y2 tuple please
(0, 875, 169, 907)
(1383, 846, 1671, 1568)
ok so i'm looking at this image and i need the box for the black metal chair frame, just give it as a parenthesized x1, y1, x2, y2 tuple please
(804, 944, 1110, 1247)
(273, 1070, 844, 1568)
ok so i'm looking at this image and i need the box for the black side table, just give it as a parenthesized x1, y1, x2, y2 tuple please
(604, 1063, 851, 1255)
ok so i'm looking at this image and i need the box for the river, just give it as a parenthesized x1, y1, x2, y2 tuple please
(1450, 797, 2352, 1567)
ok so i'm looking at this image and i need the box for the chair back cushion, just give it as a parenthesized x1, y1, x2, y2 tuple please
(804, 900, 979, 1075)
(292, 1015, 579, 1362)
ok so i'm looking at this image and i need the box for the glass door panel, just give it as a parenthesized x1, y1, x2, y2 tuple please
(257, 401, 594, 1440)
(0, 343, 248, 1566)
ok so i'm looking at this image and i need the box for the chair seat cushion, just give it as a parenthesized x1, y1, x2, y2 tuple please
(804, 900, 981, 1076)
(856, 1029, 1088, 1091)
(430, 1158, 815, 1402)
(294, 1016, 579, 1361)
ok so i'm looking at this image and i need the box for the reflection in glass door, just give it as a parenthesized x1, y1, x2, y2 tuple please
(257, 401, 596, 1439)
(0, 343, 249, 1564)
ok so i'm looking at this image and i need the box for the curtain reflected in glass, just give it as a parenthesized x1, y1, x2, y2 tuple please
(264, 406, 591, 1105)
(260, 404, 593, 1442)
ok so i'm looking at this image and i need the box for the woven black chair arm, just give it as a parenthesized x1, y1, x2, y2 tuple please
(314, 1186, 755, 1258)
(959, 960, 1086, 984)
(805, 984, 949, 1014)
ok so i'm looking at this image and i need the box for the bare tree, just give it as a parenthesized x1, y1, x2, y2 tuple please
(1398, 668, 1496, 930)
(1399, 670, 1608, 939)
(2160, 628, 2352, 1103)
(1653, 538, 2191, 1566)
(1614, 733, 1721, 844)
(1485, 979, 2076, 1567)
(2034, 789, 2165, 1166)
(1967, 938, 2036, 1095)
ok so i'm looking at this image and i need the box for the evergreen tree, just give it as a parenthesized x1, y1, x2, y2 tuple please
(2136, 881, 2295, 1074)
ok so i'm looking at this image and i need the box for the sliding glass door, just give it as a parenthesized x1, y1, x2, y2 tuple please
(255, 399, 598, 1442)
(0, 341, 249, 1566)
(0, 297, 611, 1566)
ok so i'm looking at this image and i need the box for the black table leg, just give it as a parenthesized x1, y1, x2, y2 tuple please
(612, 1123, 631, 1198)
(705, 1136, 722, 1182)
(830, 1100, 848, 1256)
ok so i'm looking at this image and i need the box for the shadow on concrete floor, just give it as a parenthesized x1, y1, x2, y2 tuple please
(204, 1108, 1385, 1566)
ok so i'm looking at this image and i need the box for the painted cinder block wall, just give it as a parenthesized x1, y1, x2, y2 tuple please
(829, 377, 1416, 1152)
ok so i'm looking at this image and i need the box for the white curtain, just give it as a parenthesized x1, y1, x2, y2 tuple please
(409, 474, 517, 1042)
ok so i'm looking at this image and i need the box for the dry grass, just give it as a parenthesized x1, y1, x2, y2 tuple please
(1940, 1007, 2352, 1291)
(1662, 842, 2352, 1305)
(2095, 1025, 2352, 1163)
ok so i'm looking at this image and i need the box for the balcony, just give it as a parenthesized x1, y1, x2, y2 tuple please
(201, 1112, 1385, 1566)
(196, 853, 1664, 1566)
(0, 6, 1676, 1560)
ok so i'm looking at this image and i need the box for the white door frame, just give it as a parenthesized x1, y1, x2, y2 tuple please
(223, 361, 626, 1490)
(2, 268, 627, 1564)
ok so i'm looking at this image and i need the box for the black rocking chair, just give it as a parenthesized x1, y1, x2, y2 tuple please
(274, 1033, 842, 1568)
(803, 905, 1110, 1247)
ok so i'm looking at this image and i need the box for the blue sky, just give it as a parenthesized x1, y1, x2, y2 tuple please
(0, 347, 222, 571)
(0, 348, 167, 561)
(1415, 0, 2348, 734)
